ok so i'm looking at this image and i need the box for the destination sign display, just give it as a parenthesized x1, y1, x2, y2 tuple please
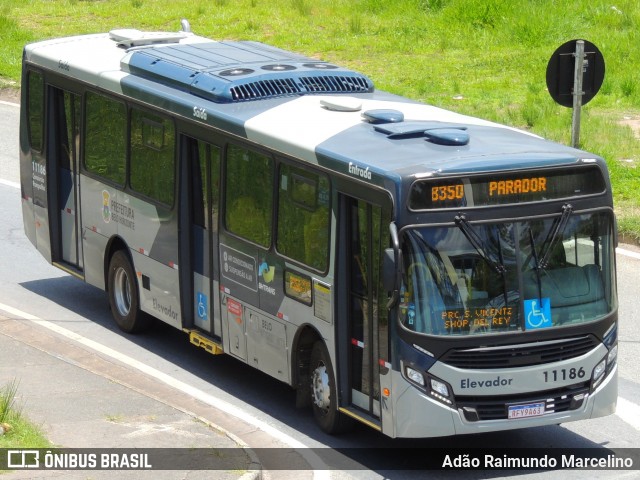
(409, 167, 605, 210)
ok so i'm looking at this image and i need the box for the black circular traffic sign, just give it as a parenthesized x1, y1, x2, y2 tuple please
(546, 39, 605, 108)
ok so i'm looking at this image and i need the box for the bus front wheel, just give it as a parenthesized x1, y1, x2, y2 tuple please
(310, 341, 353, 434)
(107, 250, 151, 333)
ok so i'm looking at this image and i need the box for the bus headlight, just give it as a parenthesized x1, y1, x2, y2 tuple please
(592, 359, 606, 383)
(405, 366, 425, 387)
(430, 378, 450, 397)
(591, 351, 612, 392)
(427, 374, 454, 406)
(403, 364, 455, 407)
(591, 339, 617, 392)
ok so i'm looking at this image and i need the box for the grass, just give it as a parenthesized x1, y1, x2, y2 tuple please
(0, 379, 51, 449)
(1, 0, 639, 241)
(0, 379, 18, 425)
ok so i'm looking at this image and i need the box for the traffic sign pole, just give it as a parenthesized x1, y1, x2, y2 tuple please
(571, 40, 585, 148)
(546, 39, 604, 148)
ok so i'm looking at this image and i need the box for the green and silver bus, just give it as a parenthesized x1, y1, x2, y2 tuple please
(20, 22, 618, 438)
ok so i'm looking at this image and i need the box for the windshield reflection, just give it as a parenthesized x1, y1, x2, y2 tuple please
(398, 212, 616, 336)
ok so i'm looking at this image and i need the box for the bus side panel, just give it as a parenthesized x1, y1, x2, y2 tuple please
(134, 251, 182, 329)
(80, 176, 119, 290)
(32, 151, 51, 262)
(220, 282, 335, 387)
(19, 64, 38, 255)
(218, 232, 337, 386)
(118, 192, 182, 330)
(19, 69, 52, 263)
(19, 80, 38, 252)
(20, 184, 38, 252)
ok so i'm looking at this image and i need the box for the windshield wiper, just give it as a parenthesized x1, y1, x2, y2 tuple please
(528, 227, 544, 300)
(455, 214, 509, 308)
(537, 203, 573, 270)
(455, 214, 506, 276)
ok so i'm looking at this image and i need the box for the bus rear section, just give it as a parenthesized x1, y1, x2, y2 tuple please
(381, 164, 618, 437)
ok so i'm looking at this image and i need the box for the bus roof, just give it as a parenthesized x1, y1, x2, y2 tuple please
(23, 27, 604, 187)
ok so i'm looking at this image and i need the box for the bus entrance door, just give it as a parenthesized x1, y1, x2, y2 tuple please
(185, 136, 222, 339)
(338, 195, 389, 426)
(50, 88, 83, 271)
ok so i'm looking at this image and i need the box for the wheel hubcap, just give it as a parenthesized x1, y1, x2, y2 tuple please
(113, 267, 131, 317)
(311, 362, 331, 411)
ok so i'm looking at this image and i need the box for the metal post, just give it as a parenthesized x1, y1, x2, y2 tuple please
(571, 40, 585, 148)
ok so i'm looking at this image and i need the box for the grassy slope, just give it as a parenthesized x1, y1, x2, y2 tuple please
(1, 0, 639, 239)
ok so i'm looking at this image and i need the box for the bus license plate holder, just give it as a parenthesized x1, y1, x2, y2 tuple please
(507, 402, 545, 419)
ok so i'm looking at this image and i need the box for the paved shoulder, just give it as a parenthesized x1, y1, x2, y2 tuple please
(0, 316, 258, 479)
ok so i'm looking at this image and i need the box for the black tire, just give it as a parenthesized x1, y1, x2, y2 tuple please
(309, 341, 353, 434)
(107, 250, 152, 333)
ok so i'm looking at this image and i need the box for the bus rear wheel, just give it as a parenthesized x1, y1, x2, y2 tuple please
(310, 341, 353, 434)
(107, 250, 151, 333)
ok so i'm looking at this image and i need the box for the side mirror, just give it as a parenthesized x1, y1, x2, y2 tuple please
(382, 248, 396, 292)
(385, 223, 402, 309)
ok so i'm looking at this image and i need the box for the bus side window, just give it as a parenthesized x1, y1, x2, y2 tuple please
(84, 92, 126, 185)
(208, 144, 221, 231)
(224, 144, 273, 247)
(27, 71, 44, 152)
(191, 140, 221, 231)
(130, 108, 175, 206)
(190, 139, 206, 228)
(277, 164, 330, 271)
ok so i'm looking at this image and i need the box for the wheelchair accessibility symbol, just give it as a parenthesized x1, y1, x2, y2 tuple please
(524, 298, 551, 330)
(197, 292, 208, 321)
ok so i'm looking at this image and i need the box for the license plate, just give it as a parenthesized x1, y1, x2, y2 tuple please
(508, 402, 545, 419)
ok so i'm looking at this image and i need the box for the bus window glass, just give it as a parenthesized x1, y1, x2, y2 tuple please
(130, 108, 175, 205)
(520, 212, 617, 327)
(225, 145, 273, 247)
(64, 92, 81, 171)
(277, 165, 330, 270)
(27, 71, 44, 152)
(191, 140, 207, 229)
(84, 92, 126, 185)
(210, 145, 221, 231)
(400, 212, 616, 336)
(53, 90, 81, 171)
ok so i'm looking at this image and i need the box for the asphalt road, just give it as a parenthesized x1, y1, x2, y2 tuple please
(1, 100, 639, 479)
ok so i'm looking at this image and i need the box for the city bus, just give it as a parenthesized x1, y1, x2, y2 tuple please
(19, 21, 618, 438)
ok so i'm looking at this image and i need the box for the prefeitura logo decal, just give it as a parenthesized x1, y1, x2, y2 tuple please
(102, 190, 111, 223)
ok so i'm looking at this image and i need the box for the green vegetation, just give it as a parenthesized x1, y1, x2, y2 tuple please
(1, 0, 639, 241)
(0, 379, 51, 449)
(0, 379, 18, 425)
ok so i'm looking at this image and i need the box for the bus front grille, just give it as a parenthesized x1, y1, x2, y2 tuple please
(440, 335, 598, 369)
(456, 383, 590, 421)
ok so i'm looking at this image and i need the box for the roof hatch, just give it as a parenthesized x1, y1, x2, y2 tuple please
(121, 41, 374, 103)
(109, 29, 190, 47)
(374, 121, 470, 146)
(362, 109, 404, 124)
(424, 128, 470, 146)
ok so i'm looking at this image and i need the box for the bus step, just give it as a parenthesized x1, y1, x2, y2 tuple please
(338, 407, 382, 431)
(187, 330, 224, 355)
(52, 261, 85, 281)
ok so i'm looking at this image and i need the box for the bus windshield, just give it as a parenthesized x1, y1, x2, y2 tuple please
(399, 211, 616, 336)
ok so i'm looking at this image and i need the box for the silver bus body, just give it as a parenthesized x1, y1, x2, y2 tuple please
(19, 25, 618, 438)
